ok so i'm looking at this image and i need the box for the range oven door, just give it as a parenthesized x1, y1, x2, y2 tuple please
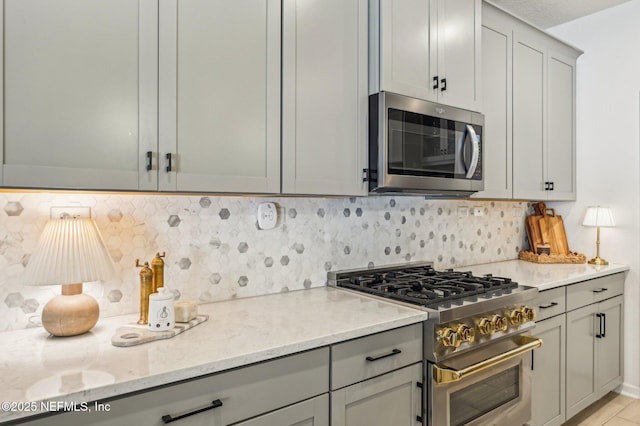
(428, 335, 542, 426)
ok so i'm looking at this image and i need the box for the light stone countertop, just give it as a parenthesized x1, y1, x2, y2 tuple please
(456, 259, 629, 291)
(0, 260, 630, 423)
(0, 287, 428, 423)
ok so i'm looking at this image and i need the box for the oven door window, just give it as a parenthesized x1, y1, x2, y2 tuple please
(449, 366, 519, 426)
(387, 108, 479, 180)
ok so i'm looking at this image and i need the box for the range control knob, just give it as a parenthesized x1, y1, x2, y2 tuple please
(509, 309, 526, 325)
(491, 314, 508, 332)
(456, 324, 475, 343)
(476, 318, 495, 335)
(520, 306, 536, 322)
(438, 327, 460, 348)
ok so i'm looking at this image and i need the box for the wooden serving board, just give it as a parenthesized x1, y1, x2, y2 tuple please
(111, 315, 209, 347)
(539, 208, 570, 255)
(526, 214, 544, 254)
(525, 202, 547, 254)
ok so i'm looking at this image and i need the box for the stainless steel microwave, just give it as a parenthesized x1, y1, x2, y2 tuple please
(368, 92, 484, 197)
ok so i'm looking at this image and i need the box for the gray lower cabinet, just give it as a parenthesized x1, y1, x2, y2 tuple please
(530, 272, 625, 425)
(331, 363, 422, 426)
(22, 348, 329, 426)
(330, 324, 424, 426)
(566, 295, 624, 419)
(531, 313, 566, 426)
(234, 394, 329, 426)
(565, 273, 624, 420)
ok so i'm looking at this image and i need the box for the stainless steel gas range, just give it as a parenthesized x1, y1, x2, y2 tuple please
(328, 262, 542, 426)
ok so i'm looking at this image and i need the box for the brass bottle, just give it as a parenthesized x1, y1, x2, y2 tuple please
(151, 252, 166, 292)
(136, 260, 153, 325)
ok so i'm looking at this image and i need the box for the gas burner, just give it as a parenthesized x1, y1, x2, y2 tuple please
(333, 263, 519, 309)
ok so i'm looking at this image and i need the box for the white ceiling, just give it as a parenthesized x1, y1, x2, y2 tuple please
(490, 0, 634, 28)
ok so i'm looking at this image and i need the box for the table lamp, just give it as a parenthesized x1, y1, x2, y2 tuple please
(582, 206, 615, 265)
(22, 213, 115, 337)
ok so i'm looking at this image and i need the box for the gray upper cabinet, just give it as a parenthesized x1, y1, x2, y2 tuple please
(158, 0, 281, 193)
(478, 2, 581, 201)
(473, 4, 512, 199)
(370, 0, 482, 112)
(1, 0, 158, 191)
(512, 22, 580, 200)
(281, 0, 368, 196)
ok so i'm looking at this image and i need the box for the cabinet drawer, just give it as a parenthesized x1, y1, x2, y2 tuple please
(566, 273, 625, 311)
(534, 287, 566, 321)
(28, 348, 329, 426)
(331, 324, 422, 390)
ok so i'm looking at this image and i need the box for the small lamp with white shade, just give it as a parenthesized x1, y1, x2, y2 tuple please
(22, 212, 115, 337)
(582, 206, 615, 266)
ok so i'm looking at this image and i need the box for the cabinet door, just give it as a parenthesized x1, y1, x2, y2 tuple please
(472, 5, 512, 199)
(281, 0, 367, 196)
(433, 0, 481, 111)
(512, 27, 546, 200)
(597, 295, 623, 396)
(546, 49, 576, 200)
(1, 0, 157, 191)
(158, 0, 280, 193)
(378, 0, 432, 101)
(566, 303, 598, 419)
(235, 394, 329, 426)
(531, 314, 566, 426)
(331, 363, 423, 426)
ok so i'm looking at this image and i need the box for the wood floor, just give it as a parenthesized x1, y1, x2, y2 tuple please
(563, 392, 640, 425)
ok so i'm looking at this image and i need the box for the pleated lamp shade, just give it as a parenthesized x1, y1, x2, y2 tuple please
(582, 206, 615, 228)
(23, 216, 115, 336)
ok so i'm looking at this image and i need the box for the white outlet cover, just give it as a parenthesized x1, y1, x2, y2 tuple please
(257, 202, 278, 230)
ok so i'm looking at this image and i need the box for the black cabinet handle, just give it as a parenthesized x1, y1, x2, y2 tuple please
(595, 313, 604, 338)
(441, 78, 447, 91)
(539, 302, 558, 309)
(601, 313, 606, 338)
(166, 153, 173, 173)
(146, 151, 153, 171)
(433, 76, 439, 90)
(593, 288, 608, 293)
(544, 182, 550, 190)
(162, 399, 223, 424)
(366, 348, 402, 362)
(550, 182, 555, 190)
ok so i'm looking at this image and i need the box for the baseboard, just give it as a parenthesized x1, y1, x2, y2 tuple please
(617, 382, 640, 399)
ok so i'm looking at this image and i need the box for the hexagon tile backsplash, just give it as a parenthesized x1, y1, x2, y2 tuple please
(0, 192, 531, 332)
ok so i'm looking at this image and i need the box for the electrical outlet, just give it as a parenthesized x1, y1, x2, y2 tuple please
(50, 206, 91, 219)
(473, 207, 484, 216)
(257, 202, 278, 230)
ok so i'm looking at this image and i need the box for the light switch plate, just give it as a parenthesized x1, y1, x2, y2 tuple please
(257, 202, 278, 230)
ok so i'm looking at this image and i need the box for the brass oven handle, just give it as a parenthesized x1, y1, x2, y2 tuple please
(433, 335, 543, 384)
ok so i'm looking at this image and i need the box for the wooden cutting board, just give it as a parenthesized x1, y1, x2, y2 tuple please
(526, 215, 544, 253)
(525, 202, 546, 253)
(539, 208, 570, 255)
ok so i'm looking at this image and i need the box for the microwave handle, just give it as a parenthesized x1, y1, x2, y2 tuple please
(464, 125, 480, 179)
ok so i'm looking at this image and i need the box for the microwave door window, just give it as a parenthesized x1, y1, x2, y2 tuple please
(387, 108, 456, 178)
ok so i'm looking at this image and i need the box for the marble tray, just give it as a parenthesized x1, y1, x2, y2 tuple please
(111, 315, 209, 347)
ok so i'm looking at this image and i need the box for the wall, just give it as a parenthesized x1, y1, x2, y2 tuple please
(548, 1, 640, 398)
(0, 192, 529, 333)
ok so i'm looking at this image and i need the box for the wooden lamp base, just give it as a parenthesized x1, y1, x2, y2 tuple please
(42, 283, 99, 337)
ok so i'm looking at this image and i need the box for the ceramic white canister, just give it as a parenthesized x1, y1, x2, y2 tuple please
(148, 287, 175, 331)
